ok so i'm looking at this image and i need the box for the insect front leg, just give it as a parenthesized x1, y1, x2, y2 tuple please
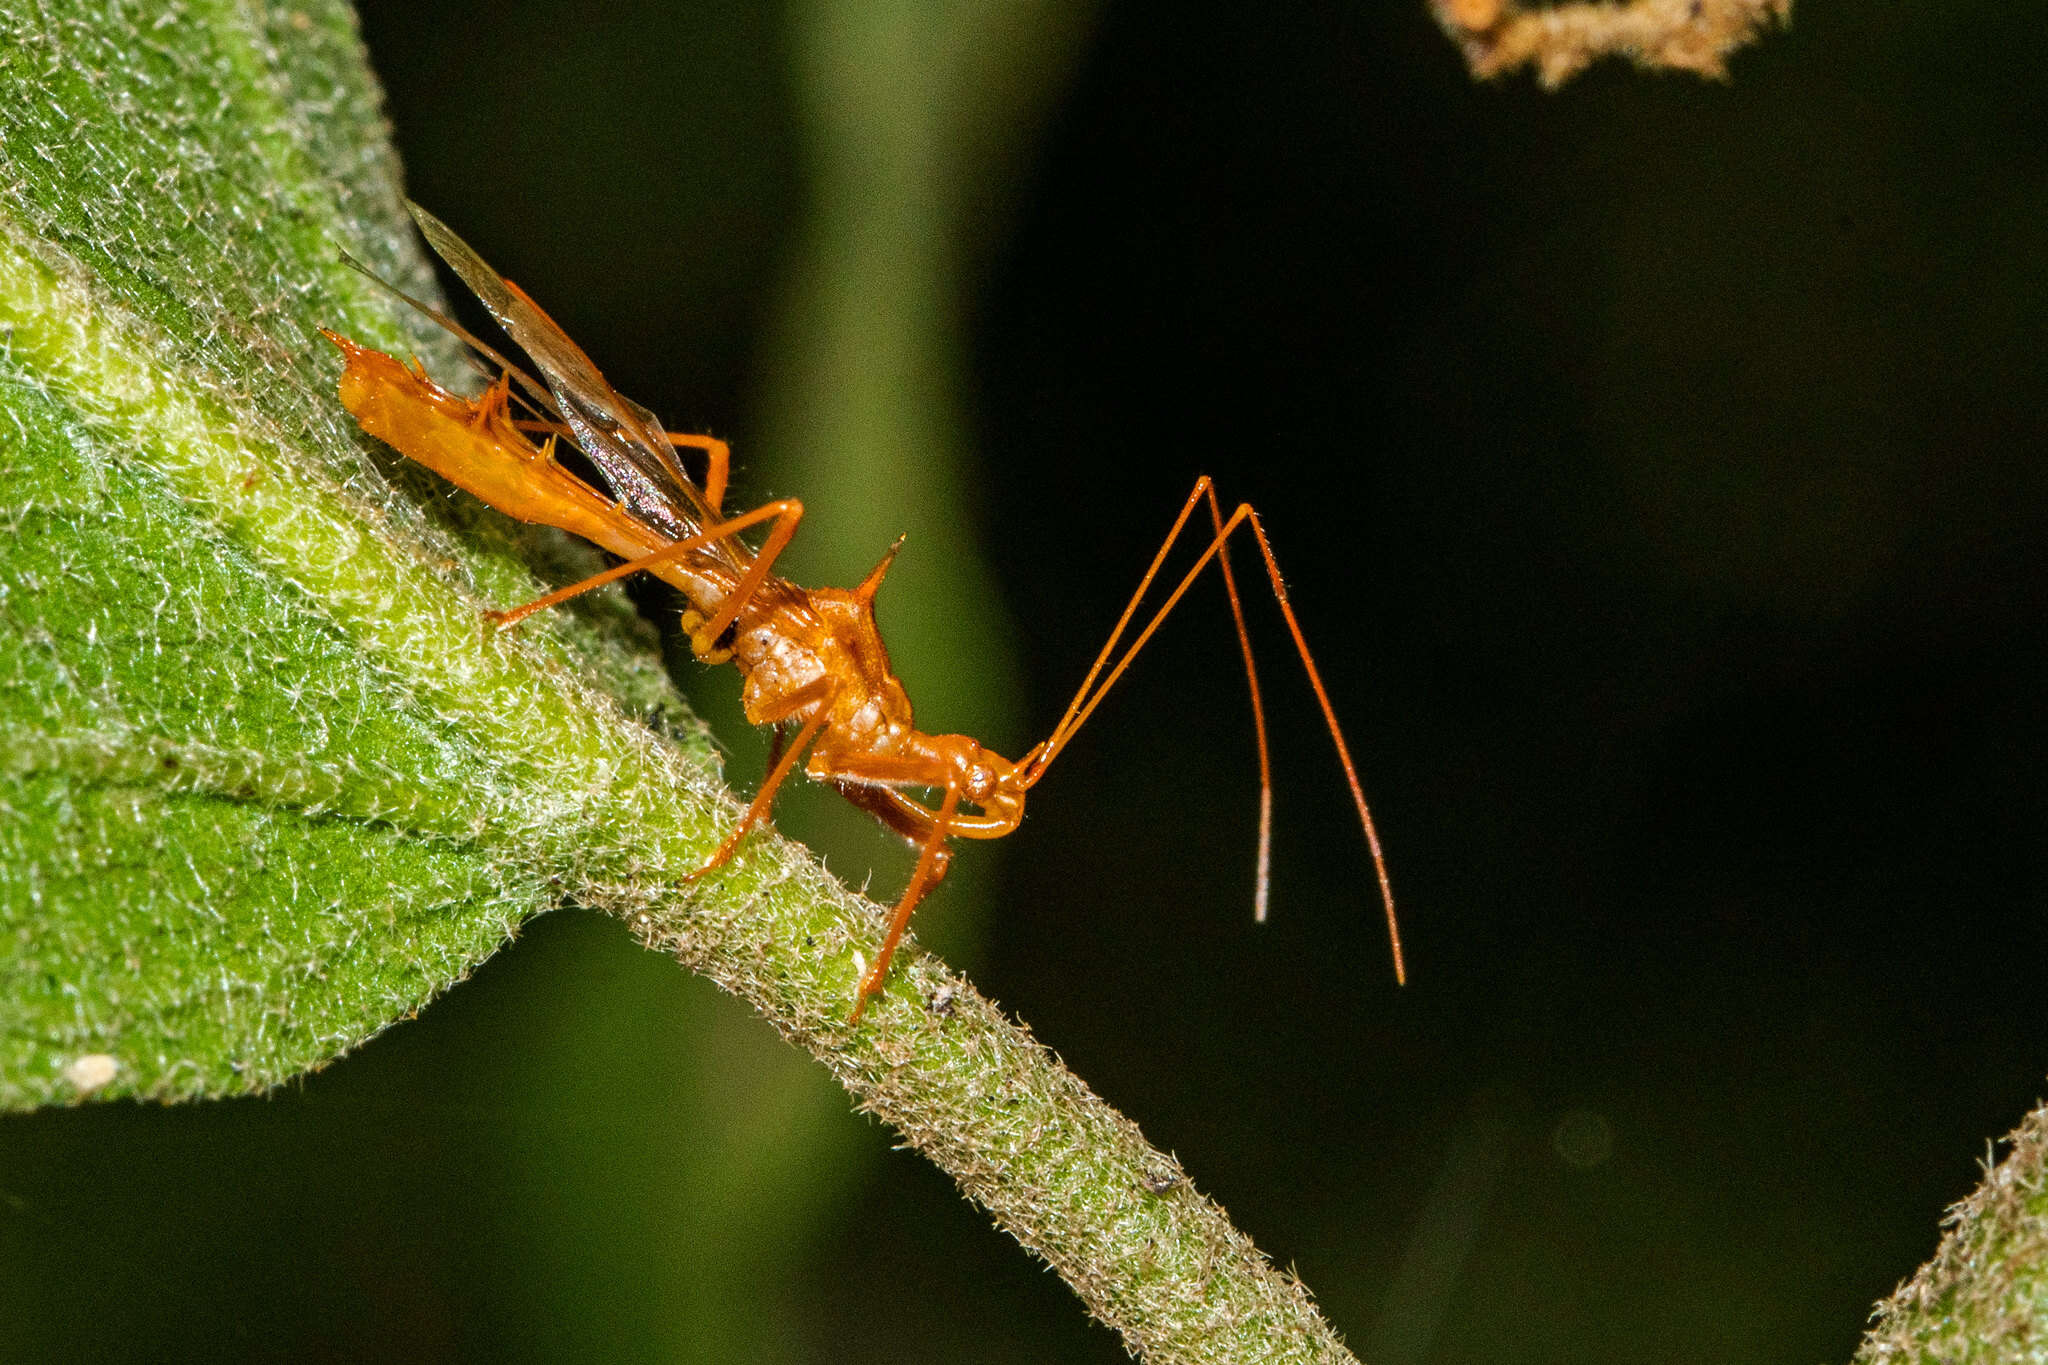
(845, 781, 961, 1023)
(685, 679, 835, 880)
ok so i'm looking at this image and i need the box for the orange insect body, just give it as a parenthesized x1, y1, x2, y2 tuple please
(325, 203, 1401, 1021)
(335, 343, 658, 562)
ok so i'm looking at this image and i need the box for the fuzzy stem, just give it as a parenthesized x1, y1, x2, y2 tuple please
(596, 858, 1361, 1365)
(1854, 1093, 2048, 1364)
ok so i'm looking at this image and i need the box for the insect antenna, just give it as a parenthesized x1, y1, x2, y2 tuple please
(1020, 478, 1404, 984)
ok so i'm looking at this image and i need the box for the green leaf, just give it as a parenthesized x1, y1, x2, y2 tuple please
(0, 0, 721, 1105)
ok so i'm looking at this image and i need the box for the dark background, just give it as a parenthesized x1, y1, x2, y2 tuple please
(7, 2, 2048, 1361)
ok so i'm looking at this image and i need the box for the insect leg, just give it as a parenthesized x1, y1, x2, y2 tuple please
(685, 678, 835, 880)
(849, 782, 961, 1023)
(665, 433, 730, 514)
(487, 498, 802, 629)
(685, 499, 805, 656)
(512, 420, 730, 512)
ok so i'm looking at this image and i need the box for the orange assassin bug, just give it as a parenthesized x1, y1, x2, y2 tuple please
(323, 203, 1403, 1021)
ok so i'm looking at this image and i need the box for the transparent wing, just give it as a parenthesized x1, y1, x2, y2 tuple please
(407, 202, 730, 558)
